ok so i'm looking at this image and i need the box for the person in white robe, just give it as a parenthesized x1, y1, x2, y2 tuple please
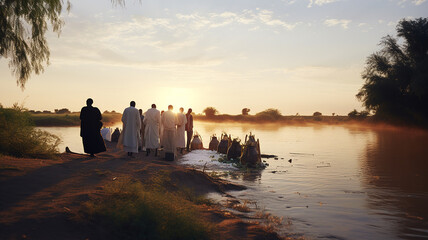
(119, 101, 141, 157)
(162, 105, 178, 156)
(138, 109, 145, 151)
(143, 104, 161, 156)
(175, 107, 187, 154)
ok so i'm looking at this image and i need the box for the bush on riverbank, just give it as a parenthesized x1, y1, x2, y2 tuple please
(82, 174, 213, 240)
(0, 106, 60, 158)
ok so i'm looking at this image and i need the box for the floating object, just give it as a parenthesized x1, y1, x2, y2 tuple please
(260, 154, 278, 159)
(191, 132, 203, 150)
(240, 133, 261, 167)
(111, 128, 121, 142)
(209, 134, 220, 151)
(101, 127, 112, 141)
(217, 133, 231, 154)
(227, 138, 242, 160)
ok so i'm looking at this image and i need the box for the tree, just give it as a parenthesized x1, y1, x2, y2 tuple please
(1, 0, 130, 89)
(313, 112, 322, 117)
(242, 108, 250, 115)
(202, 107, 218, 117)
(54, 108, 70, 114)
(357, 18, 428, 125)
(0, 0, 71, 88)
(255, 108, 282, 120)
(348, 109, 369, 120)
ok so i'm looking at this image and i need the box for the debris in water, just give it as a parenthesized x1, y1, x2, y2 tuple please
(290, 152, 315, 156)
(260, 154, 278, 159)
(317, 162, 331, 168)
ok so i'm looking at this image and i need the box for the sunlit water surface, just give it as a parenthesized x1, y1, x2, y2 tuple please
(40, 122, 428, 240)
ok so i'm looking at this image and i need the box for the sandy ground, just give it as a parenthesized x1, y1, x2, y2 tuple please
(0, 142, 284, 240)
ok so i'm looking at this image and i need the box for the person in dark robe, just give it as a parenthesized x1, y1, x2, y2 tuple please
(185, 108, 193, 152)
(80, 98, 106, 157)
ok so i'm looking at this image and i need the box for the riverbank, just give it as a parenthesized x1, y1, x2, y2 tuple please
(29, 112, 122, 127)
(30, 111, 360, 127)
(194, 114, 354, 124)
(0, 141, 285, 240)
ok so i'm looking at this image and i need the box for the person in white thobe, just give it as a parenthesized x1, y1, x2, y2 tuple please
(162, 105, 178, 155)
(144, 104, 161, 156)
(175, 107, 187, 154)
(120, 101, 141, 157)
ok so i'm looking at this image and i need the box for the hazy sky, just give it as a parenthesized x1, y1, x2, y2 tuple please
(1, 0, 427, 115)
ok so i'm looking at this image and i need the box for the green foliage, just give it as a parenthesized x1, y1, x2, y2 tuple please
(203, 107, 219, 117)
(0, 107, 60, 158)
(82, 177, 212, 240)
(0, 0, 71, 88)
(357, 18, 428, 126)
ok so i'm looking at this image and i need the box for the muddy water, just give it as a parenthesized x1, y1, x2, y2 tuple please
(40, 122, 428, 239)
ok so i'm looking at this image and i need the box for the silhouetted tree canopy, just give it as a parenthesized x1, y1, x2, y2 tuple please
(202, 107, 218, 117)
(0, 0, 71, 89)
(54, 108, 70, 114)
(348, 109, 369, 120)
(242, 108, 250, 115)
(0, 0, 131, 89)
(357, 18, 428, 126)
(313, 112, 322, 117)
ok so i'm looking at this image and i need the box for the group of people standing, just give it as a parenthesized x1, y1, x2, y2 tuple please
(79, 98, 194, 160)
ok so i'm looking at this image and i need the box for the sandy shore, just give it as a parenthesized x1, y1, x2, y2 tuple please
(0, 141, 284, 240)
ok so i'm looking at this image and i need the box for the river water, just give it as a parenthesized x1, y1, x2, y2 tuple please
(40, 122, 428, 240)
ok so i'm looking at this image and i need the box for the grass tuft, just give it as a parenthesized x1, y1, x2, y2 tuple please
(81, 175, 213, 240)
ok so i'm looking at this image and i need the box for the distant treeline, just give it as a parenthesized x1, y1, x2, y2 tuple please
(196, 107, 369, 124)
(28, 111, 122, 127)
(27, 107, 371, 127)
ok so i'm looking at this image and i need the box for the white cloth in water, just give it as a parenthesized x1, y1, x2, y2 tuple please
(144, 107, 161, 149)
(101, 127, 111, 141)
(119, 106, 141, 153)
(175, 112, 187, 148)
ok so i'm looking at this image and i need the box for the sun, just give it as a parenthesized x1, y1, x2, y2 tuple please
(157, 87, 196, 112)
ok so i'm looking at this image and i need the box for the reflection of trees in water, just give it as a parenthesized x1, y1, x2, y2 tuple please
(361, 129, 428, 238)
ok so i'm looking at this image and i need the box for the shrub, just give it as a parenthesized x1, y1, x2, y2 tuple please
(54, 108, 71, 114)
(348, 109, 370, 120)
(241, 108, 250, 115)
(255, 108, 282, 121)
(203, 107, 219, 118)
(0, 107, 60, 158)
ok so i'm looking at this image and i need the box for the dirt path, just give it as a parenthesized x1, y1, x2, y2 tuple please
(0, 142, 284, 240)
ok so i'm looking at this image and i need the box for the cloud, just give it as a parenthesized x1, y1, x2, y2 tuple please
(176, 9, 299, 31)
(308, 0, 339, 8)
(412, 0, 426, 5)
(398, 0, 426, 5)
(324, 19, 351, 29)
